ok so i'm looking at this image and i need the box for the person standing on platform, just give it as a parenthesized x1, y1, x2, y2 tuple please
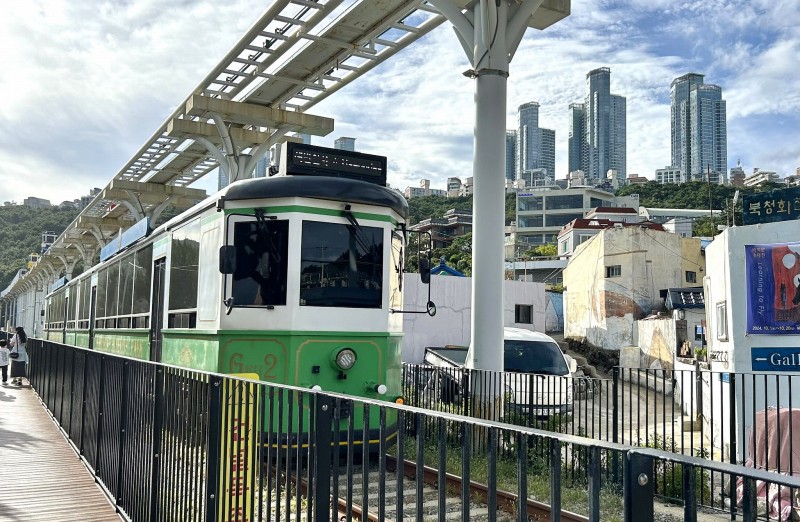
(8, 326, 28, 386)
(0, 339, 9, 385)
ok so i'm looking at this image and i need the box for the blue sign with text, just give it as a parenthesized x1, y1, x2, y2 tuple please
(743, 186, 800, 225)
(751, 347, 800, 372)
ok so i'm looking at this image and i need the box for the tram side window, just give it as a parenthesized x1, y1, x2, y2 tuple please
(79, 277, 91, 329)
(299, 221, 383, 308)
(169, 220, 200, 326)
(132, 245, 152, 328)
(51, 290, 63, 329)
(119, 253, 134, 327)
(96, 268, 107, 328)
(231, 220, 289, 306)
(105, 262, 121, 327)
(53, 289, 66, 329)
(66, 287, 77, 329)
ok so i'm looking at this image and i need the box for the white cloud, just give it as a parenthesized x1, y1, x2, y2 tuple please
(0, 0, 797, 204)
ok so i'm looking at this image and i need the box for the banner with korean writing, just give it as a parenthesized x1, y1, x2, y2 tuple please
(745, 242, 800, 334)
(743, 186, 800, 225)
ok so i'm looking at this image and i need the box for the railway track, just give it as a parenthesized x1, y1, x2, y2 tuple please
(281, 456, 589, 522)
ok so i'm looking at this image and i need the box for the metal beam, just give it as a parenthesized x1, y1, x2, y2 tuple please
(184, 95, 334, 136)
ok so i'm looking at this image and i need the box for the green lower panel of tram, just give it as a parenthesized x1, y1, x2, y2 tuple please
(167, 329, 402, 449)
(64, 328, 402, 449)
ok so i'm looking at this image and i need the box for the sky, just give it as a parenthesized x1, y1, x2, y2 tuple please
(0, 0, 797, 204)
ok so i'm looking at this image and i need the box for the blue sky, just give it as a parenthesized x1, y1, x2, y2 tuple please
(0, 0, 797, 203)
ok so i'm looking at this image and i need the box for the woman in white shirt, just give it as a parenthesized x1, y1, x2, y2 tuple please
(8, 326, 28, 386)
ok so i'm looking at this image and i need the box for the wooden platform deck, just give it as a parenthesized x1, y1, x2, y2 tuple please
(0, 381, 121, 522)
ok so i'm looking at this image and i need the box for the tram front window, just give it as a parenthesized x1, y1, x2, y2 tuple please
(300, 221, 383, 308)
(231, 220, 289, 306)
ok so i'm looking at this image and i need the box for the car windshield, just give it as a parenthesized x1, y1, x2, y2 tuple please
(504, 340, 569, 375)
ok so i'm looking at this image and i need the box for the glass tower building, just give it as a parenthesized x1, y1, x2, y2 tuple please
(517, 102, 556, 183)
(334, 136, 356, 151)
(505, 130, 517, 182)
(568, 68, 626, 181)
(671, 73, 727, 180)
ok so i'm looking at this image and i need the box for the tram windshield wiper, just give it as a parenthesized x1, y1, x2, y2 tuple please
(254, 208, 281, 266)
(343, 205, 374, 256)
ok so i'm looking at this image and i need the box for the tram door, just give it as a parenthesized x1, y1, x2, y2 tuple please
(88, 287, 97, 350)
(149, 259, 166, 362)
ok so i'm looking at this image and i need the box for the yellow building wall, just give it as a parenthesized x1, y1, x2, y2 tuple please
(564, 227, 706, 350)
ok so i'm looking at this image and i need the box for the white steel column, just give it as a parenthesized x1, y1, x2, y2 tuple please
(426, 0, 568, 417)
(426, 0, 541, 398)
(469, 23, 508, 377)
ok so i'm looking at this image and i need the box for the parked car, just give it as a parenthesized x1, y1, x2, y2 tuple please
(422, 327, 576, 416)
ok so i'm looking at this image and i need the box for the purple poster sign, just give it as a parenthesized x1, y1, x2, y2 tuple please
(745, 242, 800, 334)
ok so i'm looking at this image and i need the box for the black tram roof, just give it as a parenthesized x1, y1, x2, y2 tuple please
(220, 175, 409, 218)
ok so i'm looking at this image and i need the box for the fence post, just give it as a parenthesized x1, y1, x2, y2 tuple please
(149, 366, 165, 521)
(550, 438, 561, 522)
(728, 373, 737, 520)
(114, 361, 129, 507)
(612, 367, 620, 485)
(313, 394, 333, 522)
(94, 354, 106, 479)
(623, 452, 653, 522)
(205, 375, 223, 522)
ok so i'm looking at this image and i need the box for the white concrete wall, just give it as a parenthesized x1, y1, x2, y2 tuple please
(637, 317, 676, 370)
(564, 227, 704, 350)
(673, 359, 698, 416)
(402, 274, 546, 363)
(703, 220, 800, 462)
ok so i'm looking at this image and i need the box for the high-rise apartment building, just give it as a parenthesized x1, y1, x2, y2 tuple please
(568, 68, 626, 181)
(655, 166, 683, 184)
(568, 103, 585, 174)
(671, 73, 727, 180)
(729, 163, 745, 187)
(517, 102, 556, 184)
(334, 137, 356, 151)
(505, 131, 517, 182)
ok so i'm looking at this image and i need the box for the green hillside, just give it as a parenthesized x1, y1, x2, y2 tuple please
(0, 206, 80, 291)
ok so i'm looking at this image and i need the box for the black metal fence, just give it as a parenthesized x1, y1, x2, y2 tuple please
(28, 339, 800, 521)
(403, 363, 800, 510)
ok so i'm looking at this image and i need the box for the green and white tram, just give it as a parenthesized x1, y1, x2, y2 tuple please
(43, 144, 428, 448)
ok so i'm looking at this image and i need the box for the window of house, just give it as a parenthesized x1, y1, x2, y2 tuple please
(545, 194, 583, 210)
(716, 302, 728, 341)
(605, 265, 621, 278)
(515, 304, 533, 324)
(685, 271, 697, 284)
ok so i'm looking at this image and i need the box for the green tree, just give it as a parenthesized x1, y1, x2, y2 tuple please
(0, 205, 81, 290)
(432, 232, 472, 276)
(407, 193, 517, 227)
(522, 243, 557, 257)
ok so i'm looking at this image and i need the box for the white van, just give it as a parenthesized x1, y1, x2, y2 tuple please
(423, 327, 576, 416)
(501, 327, 575, 416)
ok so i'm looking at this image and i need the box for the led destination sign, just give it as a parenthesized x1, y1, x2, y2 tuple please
(281, 142, 387, 186)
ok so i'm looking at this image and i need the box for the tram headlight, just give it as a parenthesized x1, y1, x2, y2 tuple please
(334, 348, 357, 370)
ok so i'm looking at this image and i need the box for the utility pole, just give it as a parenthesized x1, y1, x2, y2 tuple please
(707, 163, 714, 236)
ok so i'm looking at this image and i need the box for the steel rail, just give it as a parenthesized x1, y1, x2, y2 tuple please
(288, 455, 589, 522)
